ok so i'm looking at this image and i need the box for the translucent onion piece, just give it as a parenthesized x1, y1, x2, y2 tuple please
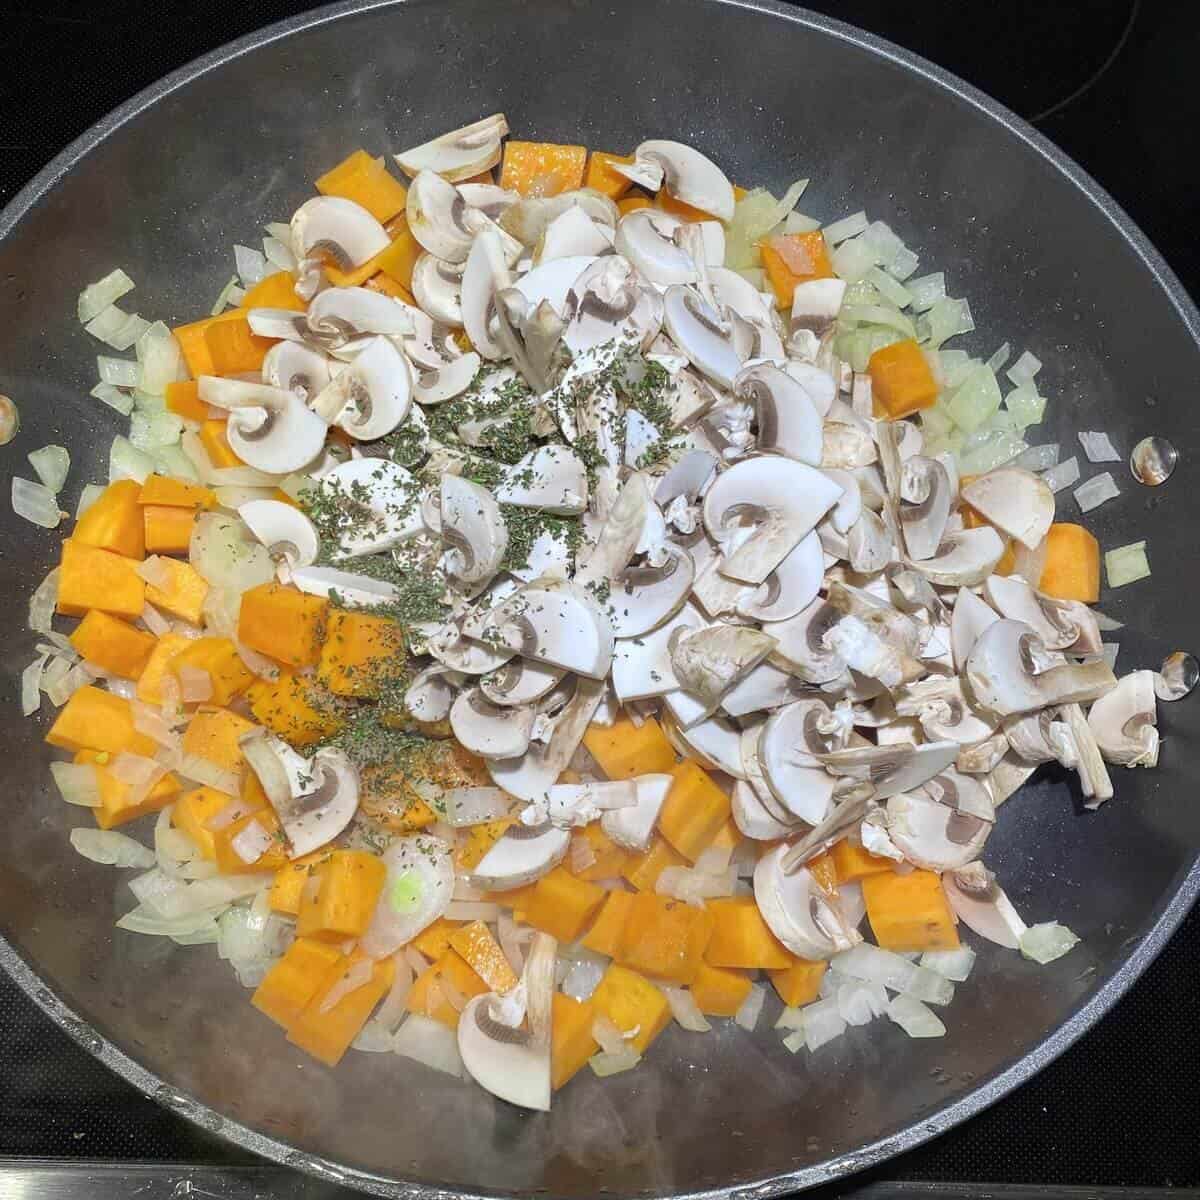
(49, 762, 101, 807)
(443, 901, 502, 922)
(907, 272, 946, 312)
(374, 954, 415, 1033)
(210, 276, 242, 316)
(116, 906, 227, 938)
(734, 982, 766, 1031)
(90, 382, 135, 415)
(177, 753, 240, 795)
(12, 477, 62, 529)
(75, 483, 105, 520)
(130, 410, 184, 451)
(823, 211, 869, 245)
(79, 269, 135, 323)
(1011, 443, 1059, 472)
(831, 944, 954, 1005)
(320, 957, 375, 1013)
(561, 954, 606, 1003)
(28, 567, 59, 634)
(799, 997, 846, 1051)
(136, 323, 186, 397)
(887, 994, 946, 1037)
(1006, 350, 1043, 389)
(392, 1014, 464, 1077)
(1078, 430, 1121, 463)
(589, 1046, 642, 1077)
(262, 236, 297, 273)
(235, 244, 268, 287)
(70, 827, 156, 869)
(97, 355, 141, 388)
(21, 653, 48, 716)
(44, 661, 90, 709)
(176, 664, 213, 703)
(442, 787, 513, 827)
(1019, 921, 1081, 964)
(1105, 540, 1151, 588)
(27, 445, 70, 493)
(663, 985, 712, 1032)
(141, 601, 171, 636)
(109, 435, 156, 483)
(352, 1020, 398, 1053)
(85, 306, 150, 351)
(1042, 456, 1081, 494)
(920, 946, 977, 981)
(1074, 471, 1121, 513)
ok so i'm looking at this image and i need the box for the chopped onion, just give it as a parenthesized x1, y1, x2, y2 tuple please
(1078, 430, 1121, 463)
(831, 943, 954, 1005)
(443, 901, 501, 922)
(71, 827, 156, 869)
(946, 363, 1001, 433)
(135, 322, 186, 396)
(72, 484, 104, 522)
(178, 753, 240, 795)
(656, 864, 736, 906)
(86, 306, 150, 351)
(783, 210, 820, 234)
(210, 276, 242, 316)
(1006, 350, 1043, 389)
(1019, 921, 1080, 964)
(920, 946, 977, 981)
(98, 355, 141, 388)
(986, 341, 1011, 374)
(1101, 642, 1120, 670)
(1092, 610, 1124, 632)
(662, 985, 712, 1033)
(130, 410, 185, 451)
(591, 1013, 628, 1055)
(131, 701, 180, 750)
(28, 567, 59, 634)
(824, 210, 869, 245)
(21, 653, 48, 716)
(1105, 540, 1151, 588)
(887, 244, 920, 281)
(79, 268, 135, 323)
(860, 220, 904, 271)
(352, 1020, 398, 1053)
(263, 235, 297, 273)
(49, 762, 101, 807)
(320, 957, 376, 1013)
(1005, 385, 1046, 430)
(392, 1013, 463, 1076)
(865, 266, 912, 310)
(44, 661, 90, 706)
(1074, 471, 1121, 513)
(150, 872, 263, 920)
(1042, 456, 1081, 494)
(830, 236, 877, 284)
(1011, 443, 1059, 472)
(442, 786, 512, 827)
(734, 981, 766, 1031)
(923, 296, 975, 348)
(589, 1046, 642, 1077)
(404, 946, 429, 978)
(109, 435, 156, 483)
(497, 911, 528, 977)
(887, 994, 946, 1038)
(906, 271, 946, 312)
(561, 952, 607, 1002)
(90, 381, 135, 416)
(234, 244, 268, 287)
(140, 601, 171, 637)
(781, 1030, 807, 1054)
(189, 511, 274, 597)
(12, 477, 62, 529)
(231, 818, 274, 865)
(800, 997, 846, 1051)
(836, 979, 888, 1026)
(176, 664, 213, 703)
(28, 445, 70, 494)
(374, 953, 415, 1032)
(117, 906, 226, 938)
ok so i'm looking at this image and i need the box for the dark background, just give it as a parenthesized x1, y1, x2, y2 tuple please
(1, 0, 1197, 1191)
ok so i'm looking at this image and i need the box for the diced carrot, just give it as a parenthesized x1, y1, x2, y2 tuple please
(74, 480, 145, 559)
(143, 505, 196, 555)
(316, 150, 408, 223)
(139, 474, 215, 509)
(198, 419, 246, 469)
(759, 232, 834, 307)
(499, 141, 587, 197)
(585, 151, 634, 200)
(45, 687, 157, 757)
(1038, 523, 1101, 603)
(173, 310, 245, 378)
(240, 271, 306, 312)
(861, 868, 959, 952)
(165, 380, 211, 421)
(204, 312, 273, 375)
(869, 338, 940, 419)
(617, 194, 653, 215)
(583, 715, 676, 780)
(56, 540, 144, 620)
(68, 611, 156, 679)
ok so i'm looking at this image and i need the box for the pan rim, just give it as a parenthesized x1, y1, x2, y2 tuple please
(2, 0, 1198, 1195)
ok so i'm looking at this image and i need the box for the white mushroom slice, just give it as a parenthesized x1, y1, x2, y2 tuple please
(670, 622, 777, 708)
(290, 564, 398, 607)
(956, 732, 1010, 776)
(512, 254, 600, 317)
(823, 468, 863, 534)
(600, 774, 673, 852)
(1059, 701, 1113, 807)
(411, 354, 477, 409)
(823, 615, 924, 692)
(662, 285, 741, 389)
(245, 307, 311, 343)
(311, 335, 412, 441)
(218, 389, 327, 475)
(535, 205, 612, 263)
(895, 677, 997, 745)
(480, 658, 564, 709)
(394, 113, 509, 181)
(943, 863, 1028, 949)
(703, 457, 842, 585)
(494, 445, 587, 514)
(472, 819, 571, 892)
(1001, 710, 1064, 764)
(563, 257, 663, 356)
(732, 779, 798, 841)
(619, 140, 735, 221)
(500, 191, 618, 247)
(950, 586, 1001, 670)
(457, 183, 520, 220)
(458, 931, 554, 1113)
(672, 715, 746, 779)
(574, 471, 650, 589)
(721, 661, 806, 717)
(319, 458, 424, 556)
(611, 602, 703, 702)
(419, 620, 513, 675)
(411, 254, 464, 326)
(668, 367, 720, 429)
(484, 581, 614, 679)
(960, 468, 1054, 550)
(460, 228, 512, 360)
(818, 740, 961, 801)
(1087, 670, 1159, 767)
(450, 688, 535, 760)
(822, 422, 878, 470)
(758, 702, 838, 824)
(782, 361, 837, 420)
(791, 277, 847, 336)
(754, 845, 860, 959)
(710, 266, 775, 326)
(290, 196, 389, 270)
(405, 665, 460, 723)
(262, 341, 332, 403)
(989, 752, 1038, 804)
(765, 597, 845, 684)
(496, 292, 565, 395)
(614, 209, 697, 286)
(237, 499, 319, 571)
(898, 456, 953, 562)
(607, 543, 695, 638)
(907, 527, 1006, 588)
(846, 509, 894, 575)
(885, 790, 991, 871)
(983, 574, 1101, 654)
(360, 835, 455, 959)
(271, 747, 359, 858)
(440, 475, 508, 590)
(733, 362, 822, 465)
(736, 530, 823, 624)
(506, 527, 573, 585)
(306, 286, 414, 347)
(406, 170, 519, 264)
(690, 550, 753, 618)
(965, 620, 1118, 718)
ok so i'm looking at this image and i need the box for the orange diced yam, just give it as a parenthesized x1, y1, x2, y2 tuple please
(74, 749, 180, 830)
(143, 505, 196, 556)
(173, 310, 244, 378)
(656, 188, 717, 222)
(581, 889, 635, 957)
(198, 419, 246, 469)
(173, 785, 235, 860)
(617, 195, 652, 214)
(768, 957, 828, 1008)
(373, 221, 424, 291)
(704, 896, 792, 970)
(56, 540, 145, 620)
(365, 273, 417, 304)
(144, 557, 208, 624)
(239, 271, 305, 312)
(135, 632, 190, 705)
(831, 838, 894, 884)
(245, 670, 343, 748)
(68, 610, 156, 679)
(621, 836, 687, 892)
(449, 920, 519, 992)
(297, 850, 387, 940)
(869, 338, 940, 419)
(180, 705, 256, 774)
(585, 151, 634, 199)
(412, 917, 463, 961)
(271, 861, 312, 915)
(760, 232, 835, 307)
(288, 953, 395, 1067)
(499, 141, 587, 197)
(204, 312, 273, 375)
(406, 949, 488, 1030)
(658, 760, 731, 862)
(239, 582, 328, 668)
(317, 608, 406, 697)
(74, 479, 146, 559)
(524, 867, 607, 944)
(482, 883, 537, 921)
(455, 817, 516, 871)
(45, 686, 157, 757)
(566, 822, 633, 882)
(316, 150, 408, 223)
(583, 715, 675, 780)
(618, 892, 714, 985)
(862, 868, 960, 952)
(169, 636, 253, 705)
(552, 993, 598, 1090)
(252, 937, 345, 1030)
(213, 808, 289, 874)
(690, 961, 753, 1017)
(589, 964, 671, 1054)
(1038, 523, 1101, 603)
(139, 474, 215, 509)
(165, 380, 211, 422)
(809, 850, 838, 895)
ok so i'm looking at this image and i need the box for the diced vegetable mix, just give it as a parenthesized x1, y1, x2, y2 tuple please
(16, 118, 1166, 1108)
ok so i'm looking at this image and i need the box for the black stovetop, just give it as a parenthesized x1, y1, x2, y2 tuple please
(1, 0, 1197, 1193)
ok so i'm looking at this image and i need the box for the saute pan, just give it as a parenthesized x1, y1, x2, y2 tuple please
(1, 0, 1198, 1195)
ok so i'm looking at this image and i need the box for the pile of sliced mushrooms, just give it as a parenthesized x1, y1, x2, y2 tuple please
(49, 115, 1173, 1108)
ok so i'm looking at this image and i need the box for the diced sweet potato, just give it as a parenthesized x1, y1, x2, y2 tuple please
(173, 785, 235, 860)
(621, 836, 687, 892)
(524, 867, 606, 944)
(449, 920, 519, 992)
(581, 890, 635, 958)
(618, 892, 714, 985)
(245, 670, 343, 747)
(164, 380, 211, 421)
(252, 937, 344, 1030)
(704, 896, 792, 969)
(1039, 523, 1101, 603)
(239, 272, 306, 312)
(45, 687, 157, 757)
(56, 540, 144, 620)
(768, 957, 828, 1008)
(406, 949, 489, 1029)
(552, 992, 598, 1089)
(317, 609, 406, 697)
(142, 506, 196, 556)
(180, 705, 257, 773)
(831, 838, 894, 883)
(204, 312, 273, 375)
(584, 151, 634, 200)
(68, 611, 156, 679)
(144, 557, 208, 624)
(74, 749, 180, 830)
(316, 150, 408, 223)
(583, 715, 675, 779)
(296, 851, 388, 941)
(239, 582, 328, 668)
(138, 474, 215, 509)
(861, 868, 959, 952)
(499, 141, 587, 197)
(135, 632, 190, 705)
(288, 953, 395, 1067)
(589, 965, 671, 1054)
(198, 419, 246, 469)
(74, 479, 145, 559)
(690, 961, 753, 1017)
(658, 761, 731, 861)
(169, 636, 252, 705)
(869, 339, 939, 419)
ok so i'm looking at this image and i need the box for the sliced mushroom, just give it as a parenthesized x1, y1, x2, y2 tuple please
(823, 614, 924, 692)
(261, 341, 332, 403)
(669, 714, 746, 778)
(846, 509, 894, 575)
(269, 746, 359, 858)
(480, 658, 565, 708)
(960, 467, 1054, 550)
(898, 456, 953, 561)
(616, 140, 735, 221)
(449, 688, 535, 760)
(662, 285, 741, 389)
(1059, 701, 1114, 807)
(458, 930, 554, 1112)
(754, 845, 860, 959)
(310, 335, 412, 440)
(237, 499, 319, 575)
(420, 617, 514, 675)
(483, 580, 615, 679)
(562, 256, 662, 356)
(764, 597, 845, 684)
(907, 527, 1006, 587)
(703, 457, 842, 585)
(359, 834, 455, 959)
(822, 468, 863, 534)
(965, 620, 1118, 717)
(757, 701, 839, 824)
(822, 421, 878, 470)
(395, 114, 509, 181)
(956, 732, 1010, 775)
(988, 752, 1038, 804)
(319, 458, 424, 556)
(411, 254, 464, 326)
(404, 665, 461, 723)
(1001, 709, 1065, 763)
(288, 565, 396, 607)
(459, 228, 512, 360)
(470, 820, 571, 890)
(606, 543, 695, 637)
(413, 350, 482, 406)
(440, 474, 508, 590)
(943, 862, 1028, 949)
(950, 585, 1001, 670)
(535, 204, 612, 263)
(501, 191, 618, 248)
(732, 362, 821, 466)
(600, 773, 673, 852)
(886, 790, 990, 870)
(895, 676, 997, 745)
(721, 661, 809, 717)
(1087, 670, 1159, 767)
(406, 169, 518, 264)
(494, 445, 587, 514)
(512, 254, 600, 317)
(817, 739, 960, 800)
(611, 602, 704, 702)
(669, 622, 777, 709)
(731, 778, 798, 841)
(306, 286, 415, 347)
(290, 196, 390, 270)
(736, 530, 823, 623)
(791, 278, 847, 337)
(614, 209, 697, 286)
(983, 574, 1101, 654)
(216, 388, 327, 475)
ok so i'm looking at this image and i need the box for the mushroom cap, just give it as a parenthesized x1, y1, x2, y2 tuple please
(290, 196, 389, 269)
(943, 864, 1028, 949)
(662, 285, 742, 389)
(413, 350, 482, 406)
(404, 665, 461, 723)
(261, 340, 332, 403)
(323, 335, 413, 441)
(511, 254, 600, 317)
(359, 834, 455, 959)
(237, 499, 319, 568)
(791, 277, 848, 336)
(480, 657, 565, 708)
(319, 458, 425, 557)
(754, 844, 860, 959)
(270, 747, 359, 859)
(898, 456, 953, 561)
(633, 139, 736, 221)
(906, 527, 1006, 587)
(450, 688, 536, 760)
(731, 778, 799, 841)
(611, 601, 704, 703)
(535, 204, 613, 263)
(671, 714, 746, 779)
(1087, 669, 1160, 767)
(494, 445, 588, 515)
(885, 790, 991, 871)
(950, 585, 1001, 670)
(411, 253, 464, 326)
(759, 700, 838, 824)
(960, 467, 1054, 551)
(735, 362, 823, 466)
(607, 542, 695, 638)
(483, 580, 615, 679)
(736, 529, 823, 623)
(440, 474, 508, 590)
(224, 390, 328, 476)
(471, 820, 571, 890)
(895, 676, 997, 745)
(289, 564, 400, 607)
(461, 228, 513, 360)
(394, 113, 509, 182)
(984, 573, 1096, 653)
(614, 209, 698, 287)
(764, 596, 846, 684)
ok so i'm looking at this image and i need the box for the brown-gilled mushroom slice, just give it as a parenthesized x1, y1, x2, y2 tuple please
(483, 580, 615, 680)
(734, 362, 823, 466)
(960, 467, 1054, 550)
(983, 573, 1102, 654)
(290, 196, 390, 270)
(411, 253, 464, 326)
(943, 862, 1028, 949)
(562, 256, 663, 357)
(791, 277, 847, 337)
(305, 286, 415, 347)
(404, 664, 462, 723)
(406, 169, 520, 264)
(414, 351, 482, 406)
(237, 500, 319, 572)
(394, 114, 509, 181)
(440, 474, 508, 591)
(906, 527, 1006, 587)
(732, 778, 800, 841)
(754, 844, 861, 959)
(471, 822, 571, 891)
(670, 714, 746, 779)
(479, 657, 565, 709)
(616, 140, 736, 221)
(318, 458, 425, 557)
(1087, 670, 1160, 767)
(460, 228, 512, 360)
(611, 602, 704, 703)
(614, 208, 698, 286)
(199, 382, 327, 476)
(261, 340, 332, 403)
(758, 700, 840, 825)
(885, 789, 991, 871)
(898, 455, 953, 561)
(1058, 701, 1114, 807)
(449, 688, 536, 760)
(663, 284, 743, 389)
(894, 676, 997, 745)
(309, 335, 413, 441)
(606, 543, 695, 638)
(763, 596, 846, 684)
(816, 739, 961, 800)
